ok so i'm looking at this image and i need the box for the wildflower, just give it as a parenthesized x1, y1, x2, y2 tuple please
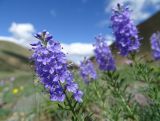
(150, 31, 160, 60)
(12, 88, 19, 94)
(79, 58, 97, 83)
(31, 30, 83, 102)
(93, 35, 116, 71)
(111, 3, 141, 56)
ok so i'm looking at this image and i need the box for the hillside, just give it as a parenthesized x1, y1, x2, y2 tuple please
(0, 41, 31, 72)
(138, 11, 160, 53)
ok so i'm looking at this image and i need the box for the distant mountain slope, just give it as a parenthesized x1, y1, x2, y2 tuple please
(0, 41, 31, 72)
(138, 11, 160, 53)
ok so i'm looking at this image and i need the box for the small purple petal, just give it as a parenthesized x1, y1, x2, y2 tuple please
(73, 90, 83, 103)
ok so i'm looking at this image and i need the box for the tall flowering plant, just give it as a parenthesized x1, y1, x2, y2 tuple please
(94, 35, 116, 71)
(108, 3, 160, 121)
(111, 3, 141, 56)
(30, 30, 84, 120)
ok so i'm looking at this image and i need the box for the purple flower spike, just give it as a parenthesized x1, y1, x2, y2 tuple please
(150, 32, 160, 60)
(111, 3, 141, 56)
(94, 35, 116, 71)
(79, 58, 97, 83)
(31, 30, 83, 103)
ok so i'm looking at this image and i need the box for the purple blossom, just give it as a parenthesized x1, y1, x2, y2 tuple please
(50, 86, 65, 102)
(31, 30, 83, 102)
(150, 32, 160, 60)
(73, 90, 83, 103)
(79, 58, 97, 83)
(66, 82, 78, 92)
(93, 35, 116, 71)
(111, 3, 141, 56)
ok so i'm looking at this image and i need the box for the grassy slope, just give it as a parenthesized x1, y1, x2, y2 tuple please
(0, 40, 31, 73)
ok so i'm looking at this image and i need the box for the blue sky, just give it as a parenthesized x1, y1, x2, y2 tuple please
(0, 0, 159, 63)
(0, 0, 108, 43)
(0, 0, 159, 44)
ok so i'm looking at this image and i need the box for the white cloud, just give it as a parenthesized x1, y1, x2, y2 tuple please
(9, 22, 36, 47)
(0, 36, 16, 42)
(61, 36, 114, 64)
(105, 0, 160, 23)
(9, 22, 35, 39)
(61, 43, 94, 64)
(62, 43, 94, 55)
(0, 36, 22, 47)
(105, 34, 114, 45)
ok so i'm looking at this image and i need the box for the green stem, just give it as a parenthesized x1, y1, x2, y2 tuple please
(94, 81, 101, 100)
(59, 81, 78, 121)
(64, 91, 78, 120)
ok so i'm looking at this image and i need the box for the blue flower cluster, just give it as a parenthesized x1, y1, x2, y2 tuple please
(79, 58, 97, 83)
(111, 3, 141, 56)
(94, 35, 116, 71)
(150, 32, 160, 60)
(31, 30, 83, 102)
